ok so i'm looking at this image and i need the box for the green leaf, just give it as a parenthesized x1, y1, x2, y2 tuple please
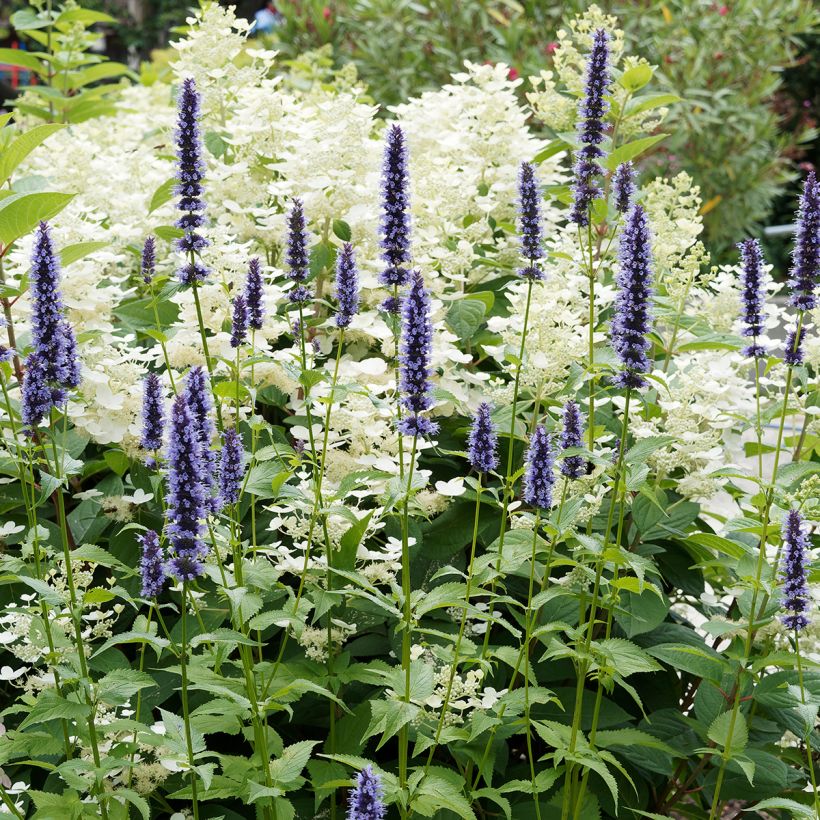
(745, 798, 816, 819)
(594, 728, 676, 756)
(0, 192, 75, 247)
(708, 711, 748, 756)
(245, 462, 291, 499)
(97, 669, 156, 706)
(604, 135, 668, 171)
(618, 64, 653, 92)
(624, 93, 681, 117)
(20, 690, 89, 729)
(61, 240, 107, 266)
(148, 177, 176, 214)
(446, 296, 487, 341)
(0, 124, 64, 186)
(593, 638, 662, 677)
(412, 771, 476, 820)
(365, 700, 419, 749)
(624, 435, 675, 465)
(646, 643, 726, 681)
(269, 740, 319, 787)
(0, 48, 45, 75)
(332, 219, 352, 242)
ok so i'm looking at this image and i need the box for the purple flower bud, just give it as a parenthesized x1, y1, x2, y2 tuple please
(230, 293, 249, 348)
(467, 402, 498, 474)
(788, 172, 820, 311)
(142, 236, 156, 285)
(166, 395, 208, 580)
(380, 295, 401, 315)
(523, 425, 554, 509)
(184, 366, 217, 505)
(779, 509, 811, 632)
(397, 271, 438, 438)
(737, 238, 767, 358)
(517, 162, 544, 280)
(569, 29, 611, 226)
(612, 162, 635, 214)
(379, 124, 411, 287)
(218, 428, 245, 508)
(245, 257, 265, 330)
(611, 204, 654, 389)
(784, 327, 805, 366)
(286, 199, 312, 304)
(139, 530, 166, 598)
(334, 242, 360, 328)
(347, 766, 386, 820)
(559, 399, 586, 479)
(174, 77, 209, 284)
(140, 373, 165, 452)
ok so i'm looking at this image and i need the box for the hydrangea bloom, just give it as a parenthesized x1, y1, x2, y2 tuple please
(165, 395, 208, 580)
(347, 766, 386, 820)
(737, 238, 767, 359)
(611, 204, 654, 389)
(467, 402, 498, 474)
(779, 509, 811, 632)
(397, 271, 438, 437)
(379, 124, 411, 288)
(517, 161, 545, 280)
(787, 171, 820, 311)
(523, 426, 554, 509)
(139, 530, 166, 598)
(569, 28, 610, 226)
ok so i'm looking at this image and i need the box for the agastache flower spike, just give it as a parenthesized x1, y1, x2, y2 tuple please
(174, 77, 209, 284)
(612, 162, 635, 214)
(784, 327, 805, 366)
(523, 426, 555, 509)
(245, 257, 265, 330)
(379, 124, 411, 287)
(787, 171, 820, 310)
(467, 402, 498, 474)
(30, 221, 80, 389)
(184, 366, 217, 504)
(569, 28, 611, 226)
(737, 238, 767, 358)
(141, 236, 156, 285)
(779, 509, 811, 632)
(140, 373, 165, 452)
(611, 204, 654, 389)
(517, 162, 544, 280)
(347, 766, 386, 820)
(334, 242, 360, 328)
(218, 429, 245, 508)
(165, 395, 208, 580)
(559, 399, 586, 479)
(397, 271, 438, 437)
(139, 530, 166, 598)
(21, 354, 60, 432)
(230, 293, 249, 348)
(286, 198, 312, 305)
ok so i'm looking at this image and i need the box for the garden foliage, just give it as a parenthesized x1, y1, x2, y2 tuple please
(0, 3, 817, 820)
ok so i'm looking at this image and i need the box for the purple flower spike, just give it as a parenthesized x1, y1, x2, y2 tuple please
(184, 366, 217, 504)
(517, 162, 545, 280)
(397, 271, 438, 438)
(286, 198, 312, 305)
(612, 162, 635, 214)
(779, 509, 811, 632)
(142, 236, 156, 285)
(174, 77, 209, 284)
(140, 373, 165, 452)
(218, 428, 245, 508)
(784, 327, 805, 366)
(21, 353, 60, 431)
(245, 257, 265, 331)
(523, 425, 555, 510)
(231, 293, 249, 349)
(737, 238, 767, 359)
(139, 530, 166, 598)
(165, 395, 208, 581)
(788, 172, 820, 311)
(335, 243, 360, 328)
(379, 124, 412, 288)
(559, 399, 586, 479)
(467, 402, 498, 474)
(569, 29, 611, 226)
(611, 204, 654, 389)
(30, 222, 80, 390)
(347, 766, 386, 820)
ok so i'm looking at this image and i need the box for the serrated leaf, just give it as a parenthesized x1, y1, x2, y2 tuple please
(269, 740, 319, 787)
(745, 798, 815, 819)
(593, 638, 662, 677)
(707, 710, 747, 756)
(604, 135, 667, 171)
(97, 669, 156, 706)
(20, 690, 89, 729)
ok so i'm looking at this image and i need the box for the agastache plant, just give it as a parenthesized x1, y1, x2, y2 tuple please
(559, 399, 586, 479)
(245, 257, 265, 330)
(218, 429, 245, 508)
(737, 238, 768, 358)
(230, 293, 249, 348)
(138, 530, 166, 598)
(347, 766, 386, 820)
(779, 509, 811, 632)
(787, 171, 820, 310)
(141, 236, 156, 285)
(21, 353, 56, 431)
(185, 366, 217, 504)
(467, 402, 498, 474)
(612, 161, 635, 214)
(523, 426, 555, 509)
(611, 203, 654, 389)
(334, 242, 360, 328)
(174, 77, 209, 285)
(569, 28, 611, 226)
(286, 198, 312, 305)
(140, 373, 165, 453)
(379, 124, 411, 291)
(517, 161, 545, 280)
(784, 327, 805, 366)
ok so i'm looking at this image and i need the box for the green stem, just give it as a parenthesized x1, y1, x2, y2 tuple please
(523, 511, 543, 820)
(795, 631, 820, 817)
(179, 583, 200, 820)
(191, 280, 223, 428)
